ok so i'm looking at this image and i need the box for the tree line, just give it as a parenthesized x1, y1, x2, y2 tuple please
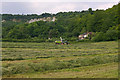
(2, 3, 120, 42)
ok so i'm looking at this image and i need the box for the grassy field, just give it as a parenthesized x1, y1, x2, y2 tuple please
(2, 41, 118, 78)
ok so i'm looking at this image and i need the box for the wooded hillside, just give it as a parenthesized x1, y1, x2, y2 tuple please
(2, 3, 120, 42)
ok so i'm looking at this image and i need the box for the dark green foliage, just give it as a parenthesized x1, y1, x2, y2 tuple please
(2, 3, 119, 42)
(105, 30, 118, 41)
(41, 13, 53, 17)
(88, 8, 93, 14)
(92, 30, 118, 42)
(92, 32, 106, 42)
(2, 13, 53, 21)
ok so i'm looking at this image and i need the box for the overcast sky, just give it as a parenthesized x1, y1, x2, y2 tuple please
(1, 2, 119, 15)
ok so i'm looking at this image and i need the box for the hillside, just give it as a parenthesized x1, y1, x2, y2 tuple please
(2, 3, 119, 42)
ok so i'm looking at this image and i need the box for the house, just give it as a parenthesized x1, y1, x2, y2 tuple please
(78, 32, 92, 40)
(1, 20, 6, 23)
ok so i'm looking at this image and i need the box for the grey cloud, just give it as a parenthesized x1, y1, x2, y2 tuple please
(2, 2, 118, 14)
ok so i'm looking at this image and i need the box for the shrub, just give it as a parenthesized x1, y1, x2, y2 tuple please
(92, 32, 106, 42)
(92, 30, 118, 42)
(105, 30, 118, 41)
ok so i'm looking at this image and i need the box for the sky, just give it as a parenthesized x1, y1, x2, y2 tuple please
(1, 1, 119, 15)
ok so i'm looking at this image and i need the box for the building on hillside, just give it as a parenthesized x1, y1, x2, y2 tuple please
(1, 20, 6, 23)
(78, 32, 92, 40)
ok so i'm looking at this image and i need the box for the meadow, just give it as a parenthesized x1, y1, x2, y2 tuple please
(2, 41, 118, 78)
